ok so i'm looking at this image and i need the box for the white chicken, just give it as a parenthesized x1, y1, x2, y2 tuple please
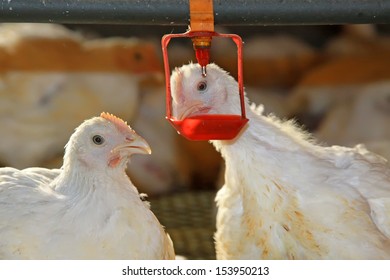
(170, 63, 390, 259)
(0, 112, 175, 259)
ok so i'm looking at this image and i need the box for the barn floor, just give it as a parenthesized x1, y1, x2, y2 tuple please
(149, 190, 217, 260)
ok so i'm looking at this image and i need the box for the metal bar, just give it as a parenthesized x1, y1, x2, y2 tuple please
(0, 0, 390, 25)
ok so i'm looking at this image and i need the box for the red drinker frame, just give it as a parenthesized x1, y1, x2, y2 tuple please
(161, 30, 249, 141)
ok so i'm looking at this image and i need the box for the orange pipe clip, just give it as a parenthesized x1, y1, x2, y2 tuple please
(189, 0, 214, 32)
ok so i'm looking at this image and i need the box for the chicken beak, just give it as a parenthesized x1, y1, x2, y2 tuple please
(127, 134, 152, 155)
(113, 134, 152, 156)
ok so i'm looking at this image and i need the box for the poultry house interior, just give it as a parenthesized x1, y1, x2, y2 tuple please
(1, 11, 390, 260)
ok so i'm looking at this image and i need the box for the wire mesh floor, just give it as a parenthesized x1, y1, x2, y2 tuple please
(149, 190, 217, 260)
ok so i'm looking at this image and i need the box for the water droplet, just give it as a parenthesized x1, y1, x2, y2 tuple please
(201, 66, 207, 77)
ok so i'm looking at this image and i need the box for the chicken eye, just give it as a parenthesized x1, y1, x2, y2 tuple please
(92, 135, 105, 145)
(197, 81, 207, 92)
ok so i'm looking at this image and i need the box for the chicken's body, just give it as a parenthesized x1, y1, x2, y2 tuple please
(0, 113, 174, 259)
(170, 63, 390, 259)
(214, 111, 390, 259)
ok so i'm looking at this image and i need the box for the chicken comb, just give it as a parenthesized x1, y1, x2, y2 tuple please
(100, 112, 133, 133)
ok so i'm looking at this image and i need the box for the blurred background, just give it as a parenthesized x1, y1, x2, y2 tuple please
(0, 22, 389, 259)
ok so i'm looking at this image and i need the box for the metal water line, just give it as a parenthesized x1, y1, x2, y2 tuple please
(0, 0, 389, 25)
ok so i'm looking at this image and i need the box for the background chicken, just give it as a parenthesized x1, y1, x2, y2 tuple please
(285, 27, 390, 161)
(170, 63, 390, 259)
(315, 81, 390, 161)
(325, 24, 390, 57)
(0, 112, 175, 259)
(0, 23, 160, 170)
(287, 25, 390, 130)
